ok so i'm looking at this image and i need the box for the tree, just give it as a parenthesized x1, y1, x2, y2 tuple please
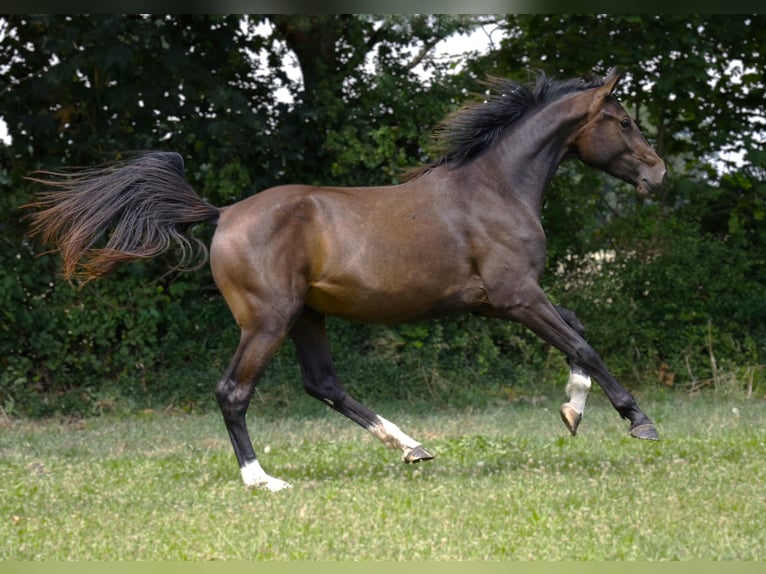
(261, 14, 482, 185)
(1, 15, 763, 415)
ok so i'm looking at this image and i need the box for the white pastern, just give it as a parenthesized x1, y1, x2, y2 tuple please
(564, 371, 592, 414)
(368, 415, 421, 458)
(240, 460, 292, 492)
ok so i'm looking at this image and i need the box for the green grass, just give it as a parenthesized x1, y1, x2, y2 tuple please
(1, 393, 764, 560)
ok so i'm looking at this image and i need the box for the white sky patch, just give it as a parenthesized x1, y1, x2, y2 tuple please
(0, 20, 9, 145)
(0, 119, 9, 146)
(413, 21, 505, 80)
(241, 17, 502, 105)
(240, 17, 300, 105)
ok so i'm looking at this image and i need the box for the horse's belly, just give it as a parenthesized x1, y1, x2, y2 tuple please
(304, 275, 487, 324)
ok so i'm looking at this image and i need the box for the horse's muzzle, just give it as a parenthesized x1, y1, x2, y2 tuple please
(637, 161, 667, 195)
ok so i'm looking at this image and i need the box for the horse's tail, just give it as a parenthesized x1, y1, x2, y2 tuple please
(26, 151, 221, 283)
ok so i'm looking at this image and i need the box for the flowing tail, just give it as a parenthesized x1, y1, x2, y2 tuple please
(26, 152, 220, 283)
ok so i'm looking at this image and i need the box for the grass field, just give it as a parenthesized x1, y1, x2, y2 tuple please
(1, 392, 764, 560)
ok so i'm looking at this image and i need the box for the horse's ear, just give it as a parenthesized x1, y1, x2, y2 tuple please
(602, 67, 623, 95)
(590, 67, 623, 113)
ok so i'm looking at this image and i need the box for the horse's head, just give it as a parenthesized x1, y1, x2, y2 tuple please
(572, 68, 666, 194)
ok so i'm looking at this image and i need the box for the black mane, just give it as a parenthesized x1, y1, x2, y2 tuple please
(418, 73, 605, 174)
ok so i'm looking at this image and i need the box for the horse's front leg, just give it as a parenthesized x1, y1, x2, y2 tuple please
(555, 306, 592, 436)
(486, 285, 658, 440)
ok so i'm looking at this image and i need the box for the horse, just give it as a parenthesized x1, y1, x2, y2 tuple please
(28, 67, 666, 491)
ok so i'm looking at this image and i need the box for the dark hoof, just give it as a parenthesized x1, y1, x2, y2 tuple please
(403, 445, 434, 463)
(629, 423, 659, 440)
(559, 404, 582, 436)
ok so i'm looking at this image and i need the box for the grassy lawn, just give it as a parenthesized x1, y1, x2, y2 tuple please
(1, 393, 764, 560)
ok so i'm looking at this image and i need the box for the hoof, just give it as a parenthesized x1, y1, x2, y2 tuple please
(403, 444, 434, 464)
(257, 477, 293, 492)
(559, 404, 582, 436)
(629, 422, 659, 441)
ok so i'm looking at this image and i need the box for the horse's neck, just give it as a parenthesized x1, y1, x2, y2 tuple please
(487, 93, 592, 215)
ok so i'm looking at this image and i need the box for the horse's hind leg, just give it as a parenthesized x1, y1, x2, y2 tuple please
(216, 327, 292, 491)
(290, 308, 433, 463)
(555, 306, 592, 436)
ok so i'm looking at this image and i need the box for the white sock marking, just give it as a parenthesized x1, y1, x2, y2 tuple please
(367, 415, 421, 457)
(240, 460, 292, 491)
(564, 371, 592, 415)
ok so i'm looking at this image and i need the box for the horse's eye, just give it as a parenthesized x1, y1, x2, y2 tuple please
(620, 118, 632, 129)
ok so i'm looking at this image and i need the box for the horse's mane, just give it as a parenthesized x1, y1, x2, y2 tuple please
(406, 72, 605, 180)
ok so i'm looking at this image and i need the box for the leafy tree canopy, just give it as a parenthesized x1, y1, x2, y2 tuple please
(0, 14, 764, 415)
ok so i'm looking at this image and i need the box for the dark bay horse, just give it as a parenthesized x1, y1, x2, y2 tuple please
(29, 68, 665, 491)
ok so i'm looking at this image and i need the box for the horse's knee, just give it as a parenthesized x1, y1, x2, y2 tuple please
(570, 342, 601, 374)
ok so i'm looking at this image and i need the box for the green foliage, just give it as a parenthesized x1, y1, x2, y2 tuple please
(545, 164, 766, 394)
(560, 221, 766, 390)
(1, 15, 764, 416)
(0, 15, 487, 416)
(0, 248, 236, 416)
(470, 14, 766, 397)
